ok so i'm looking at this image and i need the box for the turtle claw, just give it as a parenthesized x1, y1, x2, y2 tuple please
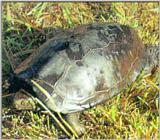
(74, 123, 85, 136)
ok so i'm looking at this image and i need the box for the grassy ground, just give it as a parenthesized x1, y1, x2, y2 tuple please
(2, 2, 159, 139)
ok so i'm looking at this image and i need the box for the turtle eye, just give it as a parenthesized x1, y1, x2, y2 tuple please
(8, 74, 20, 93)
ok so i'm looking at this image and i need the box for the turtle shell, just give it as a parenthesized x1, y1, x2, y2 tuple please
(14, 23, 147, 114)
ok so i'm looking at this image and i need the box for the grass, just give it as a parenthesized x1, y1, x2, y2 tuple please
(2, 2, 159, 139)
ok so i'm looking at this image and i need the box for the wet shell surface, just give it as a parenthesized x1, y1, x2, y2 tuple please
(14, 23, 149, 114)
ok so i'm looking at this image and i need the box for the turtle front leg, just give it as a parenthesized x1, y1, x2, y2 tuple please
(66, 112, 85, 136)
(13, 90, 37, 111)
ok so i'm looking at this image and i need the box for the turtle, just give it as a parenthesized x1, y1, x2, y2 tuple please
(8, 23, 159, 136)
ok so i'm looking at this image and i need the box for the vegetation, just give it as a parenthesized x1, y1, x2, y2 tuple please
(2, 2, 159, 139)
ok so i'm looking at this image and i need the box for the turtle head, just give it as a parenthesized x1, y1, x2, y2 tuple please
(8, 73, 25, 93)
(8, 73, 33, 94)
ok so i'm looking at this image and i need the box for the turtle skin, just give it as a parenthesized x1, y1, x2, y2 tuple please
(10, 23, 159, 135)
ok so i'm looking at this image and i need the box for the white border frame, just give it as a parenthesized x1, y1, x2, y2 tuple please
(0, 1, 159, 140)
